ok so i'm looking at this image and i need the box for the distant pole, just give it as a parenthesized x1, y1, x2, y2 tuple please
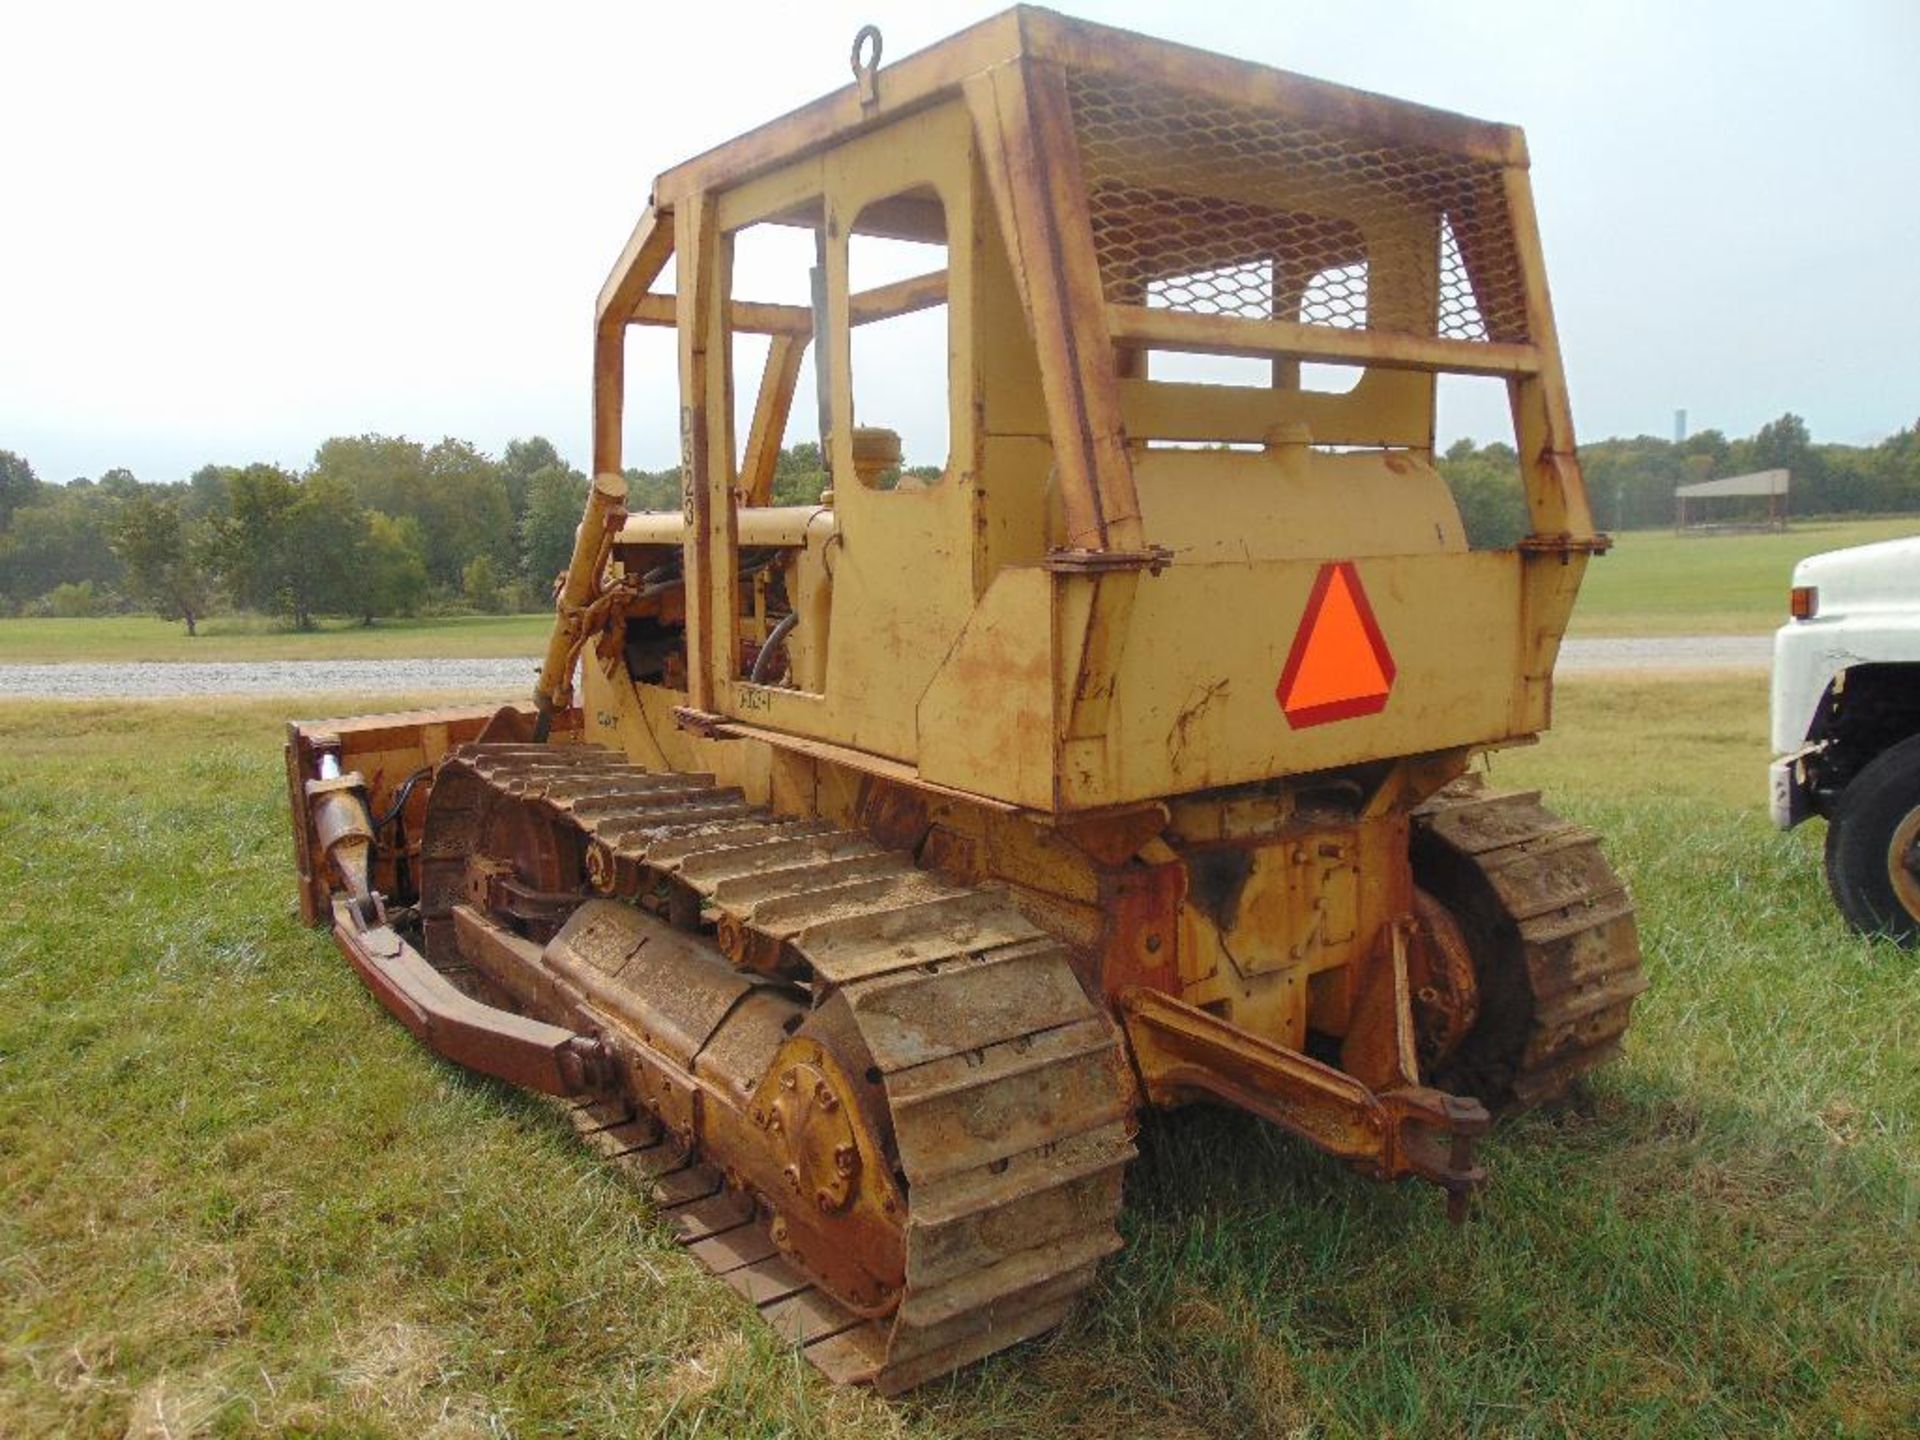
(1673, 408, 1687, 444)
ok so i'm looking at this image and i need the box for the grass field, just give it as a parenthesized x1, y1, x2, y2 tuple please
(1567, 516, 1919, 636)
(3, 681, 1917, 1438)
(0, 613, 551, 664)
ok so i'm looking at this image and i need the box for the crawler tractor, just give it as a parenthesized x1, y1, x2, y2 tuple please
(288, 10, 1645, 1391)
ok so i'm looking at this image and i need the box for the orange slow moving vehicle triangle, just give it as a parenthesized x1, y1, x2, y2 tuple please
(1275, 561, 1396, 728)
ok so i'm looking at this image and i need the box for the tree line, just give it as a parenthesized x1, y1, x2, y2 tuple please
(0, 436, 607, 631)
(3, 411, 1916, 630)
(1439, 411, 1920, 548)
(0, 431, 887, 633)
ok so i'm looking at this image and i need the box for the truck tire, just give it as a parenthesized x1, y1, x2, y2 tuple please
(1824, 731, 1920, 947)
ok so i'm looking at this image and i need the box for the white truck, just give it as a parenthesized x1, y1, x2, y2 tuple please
(1770, 534, 1920, 944)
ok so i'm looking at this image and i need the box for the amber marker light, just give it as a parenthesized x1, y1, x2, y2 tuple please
(1789, 585, 1819, 620)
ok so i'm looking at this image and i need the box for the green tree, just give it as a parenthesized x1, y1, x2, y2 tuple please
(39, 580, 106, 618)
(1869, 421, 1920, 512)
(1818, 446, 1878, 514)
(112, 491, 212, 635)
(1580, 435, 1691, 530)
(1736, 412, 1827, 511)
(461, 553, 505, 613)
(420, 439, 514, 589)
(0, 449, 40, 529)
(1678, 428, 1731, 472)
(520, 463, 590, 590)
(96, 467, 142, 500)
(1747, 412, 1812, 474)
(213, 466, 363, 629)
(0, 482, 124, 608)
(211, 465, 296, 616)
(1438, 439, 1528, 547)
(624, 465, 683, 512)
(502, 436, 565, 518)
(359, 511, 430, 623)
(770, 442, 827, 505)
(284, 476, 367, 627)
(311, 433, 518, 592)
(310, 434, 428, 520)
(182, 464, 234, 524)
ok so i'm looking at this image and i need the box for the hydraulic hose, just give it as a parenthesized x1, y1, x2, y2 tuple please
(749, 610, 800, 685)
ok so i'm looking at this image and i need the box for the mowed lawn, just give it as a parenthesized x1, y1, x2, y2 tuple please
(0, 613, 551, 664)
(1568, 515, 1920, 637)
(2, 682, 1917, 1438)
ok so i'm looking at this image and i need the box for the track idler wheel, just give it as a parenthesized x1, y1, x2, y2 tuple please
(751, 1022, 905, 1317)
(1407, 887, 1480, 1075)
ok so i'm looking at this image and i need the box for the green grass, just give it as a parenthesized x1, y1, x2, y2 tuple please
(1569, 516, 1920, 637)
(3, 682, 1917, 1436)
(0, 613, 551, 663)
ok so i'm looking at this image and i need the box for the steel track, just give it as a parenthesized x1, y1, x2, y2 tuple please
(419, 743, 1137, 1392)
(1412, 780, 1648, 1108)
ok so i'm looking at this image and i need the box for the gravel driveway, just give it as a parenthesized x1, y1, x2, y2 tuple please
(1552, 635, 1772, 673)
(0, 636, 1771, 700)
(0, 657, 542, 700)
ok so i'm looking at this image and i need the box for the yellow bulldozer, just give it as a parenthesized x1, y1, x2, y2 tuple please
(286, 9, 1645, 1392)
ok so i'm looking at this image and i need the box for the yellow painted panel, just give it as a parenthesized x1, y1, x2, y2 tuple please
(976, 434, 1056, 579)
(1116, 369, 1431, 448)
(916, 566, 1057, 810)
(1065, 552, 1525, 808)
(671, 99, 987, 766)
(1134, 448, 1465, 566)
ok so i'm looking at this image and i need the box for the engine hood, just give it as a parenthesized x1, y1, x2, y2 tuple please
(1791, 535, 1920, 616)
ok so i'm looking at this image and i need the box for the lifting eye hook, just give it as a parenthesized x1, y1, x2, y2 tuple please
(850, 24, 882, 109)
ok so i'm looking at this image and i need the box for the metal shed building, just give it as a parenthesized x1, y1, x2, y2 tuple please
(1674, 469, 1790, 530)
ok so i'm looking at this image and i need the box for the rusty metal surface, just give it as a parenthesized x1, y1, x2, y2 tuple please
(285, 703, 570, 926)
(1412, 781, 1648, 1109)
(298, 733, 1647, 1386)
(536, 472, 629, 723)
(409, 742, 1136, 1391)
(301, 738, 1648, 1388)
(305, 773, 377, 922)
(329, 899, 606, 1097)
(1893, 806, 1920, 922)
(1119, 985, 1487, 1215)
(1338, 918, 1422, 1095)
(1408, 886, 1480, 1074)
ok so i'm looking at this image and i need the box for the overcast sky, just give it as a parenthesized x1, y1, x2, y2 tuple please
(3, 0, 1915, 483)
